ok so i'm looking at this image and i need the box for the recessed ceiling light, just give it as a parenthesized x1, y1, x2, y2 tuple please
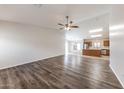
(110, 24, 124, 30)
(91, 34, 102, 38)
(89, 28, 103, 33)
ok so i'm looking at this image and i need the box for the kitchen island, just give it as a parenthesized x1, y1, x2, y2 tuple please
(83, 49, 101, 57)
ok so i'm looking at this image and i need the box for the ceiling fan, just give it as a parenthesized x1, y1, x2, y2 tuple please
(58, 16, 79, 31)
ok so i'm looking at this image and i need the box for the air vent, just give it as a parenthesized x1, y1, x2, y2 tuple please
(33, 4, 43, 8)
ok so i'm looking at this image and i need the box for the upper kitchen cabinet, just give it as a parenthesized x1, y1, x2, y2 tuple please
(103, 40, 109, 46)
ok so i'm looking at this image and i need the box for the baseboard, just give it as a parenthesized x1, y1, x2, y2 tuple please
(0, 54, 64, 70)
(110, 64, 124, 88)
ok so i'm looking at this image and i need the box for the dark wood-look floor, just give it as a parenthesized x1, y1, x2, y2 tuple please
(0, 54, 123, 89)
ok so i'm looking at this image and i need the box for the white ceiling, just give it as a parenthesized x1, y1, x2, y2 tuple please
(66, 13, 109, 40)
(0, 4, 111, 29)
(0, 4, 111, 40)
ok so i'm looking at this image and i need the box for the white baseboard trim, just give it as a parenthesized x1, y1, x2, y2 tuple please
(0, 54, 64, 70)
(110, 64, 124, 88)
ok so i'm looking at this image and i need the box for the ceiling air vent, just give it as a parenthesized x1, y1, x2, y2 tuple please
(33, 4, 43, 8)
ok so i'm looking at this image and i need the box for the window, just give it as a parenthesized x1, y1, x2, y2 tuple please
(94, 42, 101, 48)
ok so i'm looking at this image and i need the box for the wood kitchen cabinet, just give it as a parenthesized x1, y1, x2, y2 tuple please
(83, 49, 101, 57)
(84, 41, 92, 46)
(104, 40, 109, 46)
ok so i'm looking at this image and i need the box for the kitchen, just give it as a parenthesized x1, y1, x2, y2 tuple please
(83, 38, 109, 57)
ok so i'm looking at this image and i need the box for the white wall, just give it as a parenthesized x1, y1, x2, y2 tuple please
(0, 20, 65, 69)
(109, 5, 124, 87)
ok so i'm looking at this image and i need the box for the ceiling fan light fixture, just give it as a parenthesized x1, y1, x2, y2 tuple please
(65, 26, 70, 31)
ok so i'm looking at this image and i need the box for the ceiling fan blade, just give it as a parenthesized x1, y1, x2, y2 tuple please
(59, 28, 64, 30)
(70, 26, 79, 28)
(58, 23, 64, 26)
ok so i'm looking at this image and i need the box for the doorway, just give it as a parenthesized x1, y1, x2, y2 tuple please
(65, 40, 83, 56)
